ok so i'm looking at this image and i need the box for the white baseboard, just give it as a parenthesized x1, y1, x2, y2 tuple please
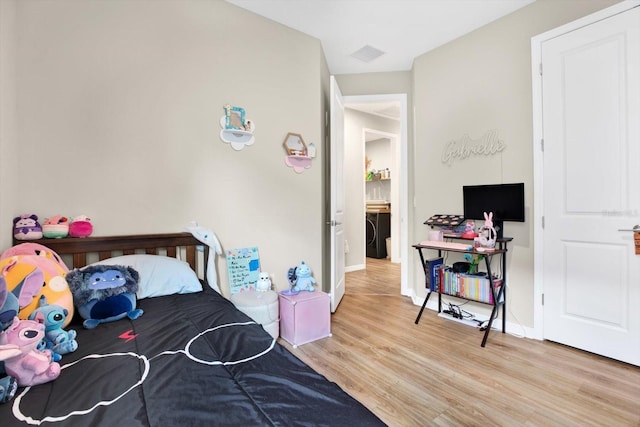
(345, 264, 365, 273)
(414, 294, 536, 340)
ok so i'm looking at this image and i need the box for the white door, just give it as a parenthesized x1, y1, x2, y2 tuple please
(542, 6, 640, 365)
(329, 76, 346, 312)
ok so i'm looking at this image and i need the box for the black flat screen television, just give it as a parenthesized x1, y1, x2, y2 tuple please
(463, 183, 525, 238)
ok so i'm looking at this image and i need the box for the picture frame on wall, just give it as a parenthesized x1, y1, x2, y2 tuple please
(282, 132, 307, 156)
(224, 105, 246, 130)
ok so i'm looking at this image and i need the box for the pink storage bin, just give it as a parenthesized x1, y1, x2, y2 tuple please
(279, 291, 331, 347)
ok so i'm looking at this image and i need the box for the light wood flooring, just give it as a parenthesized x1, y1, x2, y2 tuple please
(279, 258, 640, 427)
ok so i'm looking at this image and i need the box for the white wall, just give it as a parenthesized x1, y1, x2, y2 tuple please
(0, 0, 326, 296)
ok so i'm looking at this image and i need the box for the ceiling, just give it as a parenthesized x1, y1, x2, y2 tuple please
(225, 0, 535, 75)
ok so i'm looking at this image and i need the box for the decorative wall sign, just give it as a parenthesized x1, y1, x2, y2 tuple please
(283, 132, 313, 173)
(220, 105, 255, 151)
(226, 247, 261, 294)
(282, 132, 307, 156)
(441, 129, 506, 166)
(225, 105, 246, 130)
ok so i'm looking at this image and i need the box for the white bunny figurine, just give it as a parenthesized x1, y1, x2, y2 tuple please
(478, 211, 497, 248)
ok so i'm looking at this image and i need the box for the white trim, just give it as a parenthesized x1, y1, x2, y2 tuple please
(415, 296, 535, 341)
(345, 263, 365, 273)
(343, 93, 410, 297)
(530, 0, 640, 341)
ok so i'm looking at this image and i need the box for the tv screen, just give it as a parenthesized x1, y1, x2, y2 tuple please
(463, 183, 525, 223)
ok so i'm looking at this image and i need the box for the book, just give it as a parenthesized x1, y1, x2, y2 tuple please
(424, 257, 443, 291)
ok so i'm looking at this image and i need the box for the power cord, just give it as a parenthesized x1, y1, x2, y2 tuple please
(443, 300, 498, 330)
(443, 302, 476, 321)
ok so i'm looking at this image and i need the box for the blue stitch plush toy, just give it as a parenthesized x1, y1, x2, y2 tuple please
(0, 276, 18, 404)
(293, 261, 316, 292)
(29, 296, 77, 356)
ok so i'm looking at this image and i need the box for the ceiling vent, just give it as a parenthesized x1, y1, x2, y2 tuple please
(350, 45, 385, 63)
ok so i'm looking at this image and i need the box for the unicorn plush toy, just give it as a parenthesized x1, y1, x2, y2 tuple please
(183, 221, 223, 293)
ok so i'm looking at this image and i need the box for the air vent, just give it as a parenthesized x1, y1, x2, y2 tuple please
(350, 45, 385, 63)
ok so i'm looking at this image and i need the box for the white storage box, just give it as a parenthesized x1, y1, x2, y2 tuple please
(230, 290, 279, 339)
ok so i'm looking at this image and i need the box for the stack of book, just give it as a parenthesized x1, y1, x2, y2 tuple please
(440, 270, 503, 304)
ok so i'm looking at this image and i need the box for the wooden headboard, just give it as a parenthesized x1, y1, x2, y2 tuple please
(12, 233, 209, 275)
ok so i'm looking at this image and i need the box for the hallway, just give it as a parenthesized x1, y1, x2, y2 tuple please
(346, 258, 400, 296)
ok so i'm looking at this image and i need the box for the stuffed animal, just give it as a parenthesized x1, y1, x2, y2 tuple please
(256, 272, 272, 292)
(0, 376, 17, 404)
(66, 265, 143, 329)
(294, 261, 316, 292)
(1, 242, 69, 273)
(42, 215, 69, 239)
(29, 296, 77, 356)
(0, 254, 74, 328)
(0, 276, 18, 404)
(183, 221, 222, 293)
(37, 339, 61, 363)
(461, 220, 478, 239)
(0, 275, 19, 331)
(13, 214, 43, 241)
(68, 215, 93, 238)
(0, 314, 61, 386)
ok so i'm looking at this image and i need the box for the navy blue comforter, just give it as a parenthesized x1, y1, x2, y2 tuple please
(1, 286, 384, 426)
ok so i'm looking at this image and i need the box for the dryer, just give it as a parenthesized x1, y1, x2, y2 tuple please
(366, 212, 390, 259)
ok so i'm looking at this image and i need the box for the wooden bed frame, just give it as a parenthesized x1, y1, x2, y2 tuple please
(12, 233, 209, 274)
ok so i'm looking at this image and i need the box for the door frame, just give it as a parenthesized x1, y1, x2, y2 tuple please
(531, 0, 640, 340)
(329, 76, 346, 312)
(342, 93, 409, 296)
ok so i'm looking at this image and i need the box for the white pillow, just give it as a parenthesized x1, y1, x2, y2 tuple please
(91, 254, 202, 299)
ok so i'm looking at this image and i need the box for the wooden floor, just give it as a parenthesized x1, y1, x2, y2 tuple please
(279, 258, 640, 427)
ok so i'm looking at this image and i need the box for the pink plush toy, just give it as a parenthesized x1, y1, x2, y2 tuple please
(42, 215, 69, 239)
(0, 242, 69, 273)
(69, 215, 93, 238)
(0, 313, 61, 386)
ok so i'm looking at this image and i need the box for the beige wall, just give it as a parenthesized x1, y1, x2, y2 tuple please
(1, 0, 624, 322)
(0, 0, 17, 249)
(0, 0, 326, 296)
(412, 0, 620, 327)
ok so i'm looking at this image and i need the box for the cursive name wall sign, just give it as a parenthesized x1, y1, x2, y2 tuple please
(441, 129, 506, 165)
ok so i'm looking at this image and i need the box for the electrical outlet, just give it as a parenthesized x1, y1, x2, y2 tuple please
(344, 240, 350, 254)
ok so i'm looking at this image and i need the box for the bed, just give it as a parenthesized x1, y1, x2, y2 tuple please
(1, 233, 384, 426)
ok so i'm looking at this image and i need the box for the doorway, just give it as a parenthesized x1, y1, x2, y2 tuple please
(365, 131, 397, 260)
(532, 2, 640, 366)
(341, 94, 409, 297)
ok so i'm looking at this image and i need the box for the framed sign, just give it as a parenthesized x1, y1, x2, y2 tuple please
(226, 247, 260, 294)
(224, 105, 246, 130)
(282, 132, 307, 156)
